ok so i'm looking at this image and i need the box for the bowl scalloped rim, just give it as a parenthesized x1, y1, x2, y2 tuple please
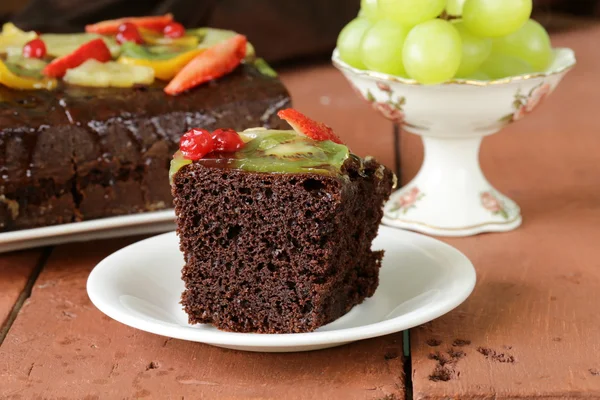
(332, 47, 576, 87)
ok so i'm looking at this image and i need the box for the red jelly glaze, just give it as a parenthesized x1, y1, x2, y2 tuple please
(180, 128, 215, 160)
(23, 38, 46, 59)
(116, 22, 144, 44)
(163, 22, 185, 38)
(212, 128, 244, 152)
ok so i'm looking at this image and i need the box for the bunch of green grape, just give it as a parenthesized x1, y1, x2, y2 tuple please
(337, 0, 553, 84)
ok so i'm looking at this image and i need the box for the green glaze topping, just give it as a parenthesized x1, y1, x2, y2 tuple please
(253, 58, 277, 77)
(120, 42, 191, 60)
(169, 129, 350, 182)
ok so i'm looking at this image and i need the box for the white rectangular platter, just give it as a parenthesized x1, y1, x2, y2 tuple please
(0, 210, 176, 253)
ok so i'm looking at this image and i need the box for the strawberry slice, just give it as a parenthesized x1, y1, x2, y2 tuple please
(42, 38, 111, 78)
(85, 14, 174, 34)
(277, 109, 343, 144)
(164, 34, 247, 96)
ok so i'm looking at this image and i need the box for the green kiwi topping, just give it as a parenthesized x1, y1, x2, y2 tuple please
(212, 130, 348, 175)
(169, 129, 350, 181)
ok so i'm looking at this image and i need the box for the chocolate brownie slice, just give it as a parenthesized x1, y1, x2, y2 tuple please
(172, 144, 394, 333)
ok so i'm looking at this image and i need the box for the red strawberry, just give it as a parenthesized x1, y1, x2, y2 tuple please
(85, 14, 174, 34)
(277, 109, 343, 144)
(42, 38, 111, 78)
(164, 34, 247, 96)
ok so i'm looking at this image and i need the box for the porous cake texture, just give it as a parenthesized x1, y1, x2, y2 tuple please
(172, 156, 394, 333)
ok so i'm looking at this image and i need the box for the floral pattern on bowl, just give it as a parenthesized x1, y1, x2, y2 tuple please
(365, 85, 406, 124)
(500, 82, 552, 123)
(481, 191, 509, 220)
(388, 187, 424, 214)
(354, 82, 427, 130)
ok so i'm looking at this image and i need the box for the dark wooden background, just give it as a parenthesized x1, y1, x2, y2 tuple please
(1, 0, 599, 63)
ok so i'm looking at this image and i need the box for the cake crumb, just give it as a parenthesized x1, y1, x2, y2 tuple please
(448, 348, 465, 360)
(477, 347, 515, 363)
(428, 347, 467, 382)
(452, 339, 471, 347)
(429, 365, 453, 382)
(146, 361, 160, 370)
(428, 352, 450, 366)
(426, 339, 442, 347)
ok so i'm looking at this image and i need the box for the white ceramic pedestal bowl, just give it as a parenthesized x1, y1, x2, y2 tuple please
(333, 48, 576, 237)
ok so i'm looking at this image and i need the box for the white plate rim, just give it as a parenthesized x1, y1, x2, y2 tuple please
(0, 210, 176, 253)
(87, 226, 476, 348)
(0, 209, 175, 244)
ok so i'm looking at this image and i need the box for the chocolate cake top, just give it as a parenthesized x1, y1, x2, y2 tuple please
(169, 108, 396, 187)
(0, 16, 274, 96)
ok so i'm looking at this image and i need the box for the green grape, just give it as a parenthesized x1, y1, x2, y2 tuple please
(479, 53, 534, 79)
(492, 19, 552, 71)
(378, 0, 446, 27)
(360, 20, 409, 76)
(403, 19, 462, 84)
(463, 0, 532, 37)
(446, 0, 466, 16)
(453, 21, 492, 78)
(461, 70, 490, 80)
(337, 18, 372, 69)
(361, 0, 381, 22)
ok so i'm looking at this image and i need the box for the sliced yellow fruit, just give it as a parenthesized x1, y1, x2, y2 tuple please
(41, 33, 121, 58)
(0, 23, 37, 57)
(0, 59, 57, 90)
(64, 59, 154, 88)
(2, 22, 26, 36)
(117, 48, 204, 80)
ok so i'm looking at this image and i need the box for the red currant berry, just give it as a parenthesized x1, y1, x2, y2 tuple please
(116, 22, 144, 45)
(211, 128, 245, 152)
(23, 38, 46, 59)
(180, 128, 214, 160)
(163, 22, 185, 39)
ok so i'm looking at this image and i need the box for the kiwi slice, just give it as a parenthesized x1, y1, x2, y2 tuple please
(232, 130, 350, 175)
(169, 151, 192, 183)
(194, 129, 350, 176)
(41, 33, 121, 58)
(264, 142, 327, 161)
(4, 55, 47, 79)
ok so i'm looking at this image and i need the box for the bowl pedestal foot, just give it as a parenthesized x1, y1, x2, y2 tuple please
(383, 135, 522, 237)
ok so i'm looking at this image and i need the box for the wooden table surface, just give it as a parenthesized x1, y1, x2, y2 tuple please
(1, 26, 600, 400)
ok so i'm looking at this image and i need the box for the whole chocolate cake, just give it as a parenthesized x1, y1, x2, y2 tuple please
(0, 17, 290, 232)
(171, 109, 394, 333)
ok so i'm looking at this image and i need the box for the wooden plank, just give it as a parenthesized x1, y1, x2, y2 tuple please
(0, 65, 402, 399)
(280, 64, 396, 170)
(0, 249, 45, 336)
(409, 27, 600, 399)
(0, 238, 404, 399)
(0, 63, 402, 400)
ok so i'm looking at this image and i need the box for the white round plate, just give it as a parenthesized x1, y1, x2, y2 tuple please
(87, 225, 476, 352)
